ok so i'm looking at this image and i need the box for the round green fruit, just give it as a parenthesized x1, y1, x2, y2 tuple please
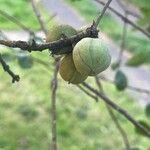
(73, 38, 111, 76)
(59, 54, 87, 84)
(46, 24, 77, 54)
(46, 24, 77, 41)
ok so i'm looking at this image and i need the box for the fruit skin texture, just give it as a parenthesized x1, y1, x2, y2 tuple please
(59, 54, 87, 84)
(115, 70, 128, 91)
(46, 24, 77, 54)
(73, 38, 111, 76)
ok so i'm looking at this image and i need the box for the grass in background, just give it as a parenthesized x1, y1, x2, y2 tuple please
(65, 0, 150, 56)
(0, 0, 51, 30)
(0, 48, 149, 150)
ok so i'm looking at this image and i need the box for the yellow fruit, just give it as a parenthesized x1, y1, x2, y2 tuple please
(73, 38, 111, 76)
(46, 24, 77, 54)
(59, 54, 87, 84)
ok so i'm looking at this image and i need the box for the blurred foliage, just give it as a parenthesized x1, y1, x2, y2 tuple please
(0, 51, 150, 149)
(126, 50, 150, 66)
(0, 0, 52, 30)
(131, 147, 144, 150)
(128, 0, 150, 31)
(0, 0, 39, 29)
(16, 104, 39, 121)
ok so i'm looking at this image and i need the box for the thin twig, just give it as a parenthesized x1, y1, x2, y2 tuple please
(94, 0, 150, 38)
(0, 9, 34, 34)
(82, 82, 150, 137)
(0, 54, 20, 83)
(32, 57, 51, 70)
(106, 105, 130, 149)
(30, 3, 58, 149)
(0, 30, 9, 40)
(118, 12, 128, 66)
(95, 76, 130, 150)
(95, 0, 112, 27)
(77, 85, 98, 102)
(31, 0, 48, 34)
(47, 13, 57, 24)
(100, 76, 150, 95)
(0, 30, 51, 79)
(51, 58, 60, 150)
(116, 0, 141, 19)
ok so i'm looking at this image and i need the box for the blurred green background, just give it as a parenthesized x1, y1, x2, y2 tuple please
(0, 0, 150, 150)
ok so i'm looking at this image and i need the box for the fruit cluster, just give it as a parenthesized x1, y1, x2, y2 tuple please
(46, 24, 111, 84)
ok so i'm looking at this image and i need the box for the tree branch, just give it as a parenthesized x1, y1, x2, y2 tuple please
(47, 13, 57, 24)
(0, 54, 20, 83)
(100, 76, 150, 95)
(95, 0, 112, 27)
(94, 0, 150, 38)
(106, 105, 131, 149)
(77, 85, 98, 102)
(0, 25, 98, 54)
(51, 58, 60, 150)
(116, 0, 141, 19)
(82, 82, 150, 137)
(30, 2, 59, 149)
(118, 12, 128, 66)
(95, 76, 130, 150)
(31, 0, 48, 34)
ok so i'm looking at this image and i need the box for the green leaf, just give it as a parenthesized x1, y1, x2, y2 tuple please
(135, 120, 150, 137)
(126, 51, 150, 66)
(17, 54, 33, 69)
(114, 70, 128, 91)
(145, 104, 150, 118)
